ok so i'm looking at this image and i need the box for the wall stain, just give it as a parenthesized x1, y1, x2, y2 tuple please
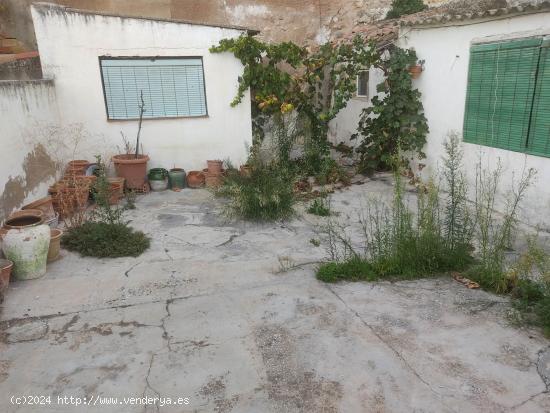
(0, 143, 56, 221)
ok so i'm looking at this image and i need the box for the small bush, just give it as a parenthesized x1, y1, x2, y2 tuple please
(217, 164, 295, 221)
(386, 0, 427, 19)
(308, 197, 331, 217)
(62, 222, 150, 258)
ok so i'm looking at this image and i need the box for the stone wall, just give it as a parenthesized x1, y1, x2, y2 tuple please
(1, 0, 455, 49)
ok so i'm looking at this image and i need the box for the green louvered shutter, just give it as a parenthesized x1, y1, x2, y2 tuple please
(527, 39, 550, 157)
(463, 38, 541, 152)
(100, 58, 207, 120)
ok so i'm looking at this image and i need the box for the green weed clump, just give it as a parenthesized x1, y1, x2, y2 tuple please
(217, 164, 295, 221)
(307, 196, 331, 217)
(62, 222, 150, 258)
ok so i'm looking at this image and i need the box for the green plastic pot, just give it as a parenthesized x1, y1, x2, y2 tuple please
(169, 168, 186, 189)
(148, 168, 169, 181)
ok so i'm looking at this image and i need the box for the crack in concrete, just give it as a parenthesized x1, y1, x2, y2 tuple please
(125, 262, 142, 278)
(216, 233, 240, 247)
(536, 345, 550, 391)
(324, 284, 454, 402)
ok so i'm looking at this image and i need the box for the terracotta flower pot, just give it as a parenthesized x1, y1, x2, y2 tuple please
(409, 64, 423, 79)
(22, 196, 56, 221)
(187, 171, 205, 188)
(108, 182, 123, 205)
(113, 154, 149, 190)
(240, 165, 253, 177)
(207, 160, 223, 175)
(205, 174, 222, 188)
(65, 160, 89, 177)
(0, 259, 14, 292)
(48, 228, 63, 262)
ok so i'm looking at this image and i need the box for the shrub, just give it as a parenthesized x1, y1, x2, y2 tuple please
(307, 196, 331, 217)
(217, 164, 295, 221)
(386, 0, 427, 19)
(62, 222, 150, 258)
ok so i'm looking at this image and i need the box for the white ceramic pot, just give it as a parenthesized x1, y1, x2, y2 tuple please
(2, 217, 50, 280)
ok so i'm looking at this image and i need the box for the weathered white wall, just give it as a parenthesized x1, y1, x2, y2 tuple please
(0, 80, 60, 220)
(398, 12, 550, 229)
(329, 66, 385, 146)
(30, 3, 252, 172)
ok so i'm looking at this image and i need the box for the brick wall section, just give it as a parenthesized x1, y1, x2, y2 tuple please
(2, 0, 454, 49)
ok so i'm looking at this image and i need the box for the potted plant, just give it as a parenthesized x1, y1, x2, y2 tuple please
(113, 91, 150, 190)
(408, 59, 425, 79)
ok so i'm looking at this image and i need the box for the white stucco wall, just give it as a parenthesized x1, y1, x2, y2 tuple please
(329, 66, 385, 146)
(0, 80, 60, 220)
(30, 4, 253, 172)
(397, 12, 550, 229)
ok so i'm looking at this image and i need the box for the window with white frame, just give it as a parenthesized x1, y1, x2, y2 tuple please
(356, 70, 369, 98)
(99, 57, 208, 120)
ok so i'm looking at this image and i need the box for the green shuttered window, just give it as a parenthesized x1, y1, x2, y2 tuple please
(100, 57, 207, 120)
(463, 37, 550, 157)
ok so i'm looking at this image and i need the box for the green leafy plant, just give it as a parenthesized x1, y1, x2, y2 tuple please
(353, 47, 429, 173)
(307, 196, 331, 217)
(210, 34, 379, 175)
(386, 0, 427, 19)
(217, 164, 295, 221)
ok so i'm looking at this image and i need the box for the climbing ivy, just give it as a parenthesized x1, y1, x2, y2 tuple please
(211, 36, 427, 175)
(352, 47, 429, 173)
(210, 35, 378, 172)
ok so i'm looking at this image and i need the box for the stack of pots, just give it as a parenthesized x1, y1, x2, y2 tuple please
(106, 177, 125, 205)
(1, 213, 50, 280)
(204, 160, 224, 188)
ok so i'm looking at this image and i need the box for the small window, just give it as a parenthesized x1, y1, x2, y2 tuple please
(357, 70, 369, 98)
(99, 57, 207, 120)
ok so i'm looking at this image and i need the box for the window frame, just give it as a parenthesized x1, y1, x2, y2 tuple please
(356, 69, 369, 98)
(462, 36, 550, 158)
(98, 55, 209, 121)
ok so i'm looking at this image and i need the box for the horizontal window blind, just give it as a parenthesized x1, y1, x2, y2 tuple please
(463, 38, 541, 152)
(100, 58, 207, 120)
(527, 40, 550, 157)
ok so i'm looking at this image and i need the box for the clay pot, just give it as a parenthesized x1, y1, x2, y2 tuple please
(113, 154, 149, 190)
(409, 64, 423, 79)
(65, 160, 89, 177)
(186, 171, 205, 188)
(7, 208, 44, 223)
(1, 214, 50, 280)
(22, 196, 56, 221)
(0, 259, 13, 292)
(106, 177, 125, 204)
(205, 174, 222, 188)
(207, 160, 223, 175)
(48, 228, 63, 262)
(240, 165, 253, 177)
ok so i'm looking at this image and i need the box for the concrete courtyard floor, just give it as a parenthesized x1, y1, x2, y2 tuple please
(1, 178, 549, 412)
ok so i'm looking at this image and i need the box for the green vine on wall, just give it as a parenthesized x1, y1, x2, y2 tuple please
(210, 35, 428, 174)
(352, 47, 429, 173)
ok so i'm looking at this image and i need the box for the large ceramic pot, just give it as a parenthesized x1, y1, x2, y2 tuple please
(186, 171, 205, 189)
(48, 228, 63, 262)
(113, 154, 149, 190)
(1, 215, 50, 280)
(148, 168, 169, 191)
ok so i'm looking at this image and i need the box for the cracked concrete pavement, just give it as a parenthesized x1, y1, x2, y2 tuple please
(0, 180, 549, 412)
